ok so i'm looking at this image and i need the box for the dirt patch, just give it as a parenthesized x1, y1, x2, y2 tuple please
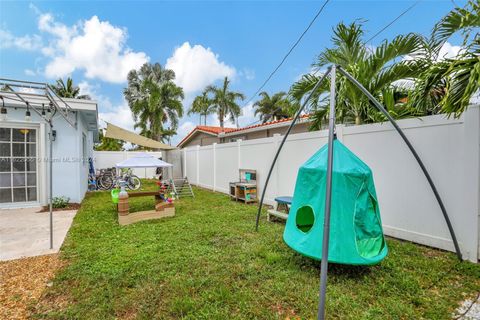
(0, 254, 63, 320)
(38, 203, 81, 212)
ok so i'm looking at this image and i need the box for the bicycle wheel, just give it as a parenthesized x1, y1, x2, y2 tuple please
(127, 175, 141, 190)
(99, 175, 114, 190)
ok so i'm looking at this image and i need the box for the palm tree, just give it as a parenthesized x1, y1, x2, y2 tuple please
(51, 78, 91, 99)
(188, 91, 214, 125)
(290, 22, 424, 128)
(124, 63, 184, 143)
(205, 77, 245, 128)
(95, 129, 123, 151)
(410, 0, 480, 117)
(253, 91, 293, 123)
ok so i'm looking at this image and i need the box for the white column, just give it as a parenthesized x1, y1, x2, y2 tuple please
(213, 143, 217, 192)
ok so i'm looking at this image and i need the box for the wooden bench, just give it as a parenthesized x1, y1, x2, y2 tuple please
(267, 196, 293, 221)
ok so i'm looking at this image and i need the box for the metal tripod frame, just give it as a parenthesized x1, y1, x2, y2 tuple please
(253, 64, 462, 320)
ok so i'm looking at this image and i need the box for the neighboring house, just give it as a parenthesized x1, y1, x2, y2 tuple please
(0, 93, 98, 208)
(178, 115, 311, 148)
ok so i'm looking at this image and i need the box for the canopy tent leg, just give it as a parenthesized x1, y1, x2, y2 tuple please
(337, 66, 462, 261)
(254, 66, 332, 231)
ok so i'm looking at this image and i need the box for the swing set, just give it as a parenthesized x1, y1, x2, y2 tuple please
(254, 65, 462, 320)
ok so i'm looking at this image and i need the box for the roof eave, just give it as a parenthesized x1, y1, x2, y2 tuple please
(222, 116, 311, 137)
(177, 128, 219, 148)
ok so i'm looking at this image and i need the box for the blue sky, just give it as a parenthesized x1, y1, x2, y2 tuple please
(0, 0, 466, 145)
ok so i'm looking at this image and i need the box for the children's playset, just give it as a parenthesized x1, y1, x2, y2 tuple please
(112, 181, 176, 226)
(229, 169, 258, 203)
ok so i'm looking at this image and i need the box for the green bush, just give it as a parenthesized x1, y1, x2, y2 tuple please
(52, 196, 70, 208)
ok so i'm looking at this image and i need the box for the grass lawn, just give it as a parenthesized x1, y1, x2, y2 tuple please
(32, 180, 480, 319)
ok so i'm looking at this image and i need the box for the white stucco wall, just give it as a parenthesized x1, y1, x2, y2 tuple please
(1, 107, 96, 205)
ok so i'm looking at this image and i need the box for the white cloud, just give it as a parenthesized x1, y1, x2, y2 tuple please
(294, 65, 318, 82)
(437, 42, 463, 61)
(171, 121, 196, 146)
(78, 81, 113, 110)
(240, 68, 255, 81)
(404, 42, 464, 62)
(0, 28, 42, 51)
(24, 69, 37, 76)
(99, 103, 135, 132)
(37, 14, 149, 83)
(3, 6, 149, 83)
(166, 42, 236, 94)
(78, 81, 135, 131)
(178, 121, 196, 137)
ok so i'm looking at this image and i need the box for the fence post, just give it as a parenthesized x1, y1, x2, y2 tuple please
(213, 143, 217, 192)
(183, 148, 187, 178)
(237, 139, 242, 171)
(336, 124, 344, 142)
(273, 134, 281, 202)
(196, 145, 200, 186)
(463, 104, 480, 262)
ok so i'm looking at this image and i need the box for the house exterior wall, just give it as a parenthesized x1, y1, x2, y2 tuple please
(182, 132, 220, 148)
(1, 107, 95, 207)
(226, 121, 311, 141)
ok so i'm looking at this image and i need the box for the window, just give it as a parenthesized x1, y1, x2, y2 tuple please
(0, 128, 38, 203)
(229, 136, 246, 142)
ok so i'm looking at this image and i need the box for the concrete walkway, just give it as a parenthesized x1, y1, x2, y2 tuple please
(0, 207, 77, 261)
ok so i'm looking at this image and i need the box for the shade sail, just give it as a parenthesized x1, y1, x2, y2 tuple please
(116, 153, 173, 168)
(105, 122, 176, 150)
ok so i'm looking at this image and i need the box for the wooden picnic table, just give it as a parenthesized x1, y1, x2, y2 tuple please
(267, 196, 293, 221)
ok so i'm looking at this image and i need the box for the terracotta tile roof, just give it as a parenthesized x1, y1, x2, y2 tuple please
(196, 126, 237, 134)
(225, 114, 310, 134)
(177, 126, 236, 147)
(177, 115, 311, 147)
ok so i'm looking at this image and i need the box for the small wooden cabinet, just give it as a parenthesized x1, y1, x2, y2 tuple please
(229, 169, 258, 203)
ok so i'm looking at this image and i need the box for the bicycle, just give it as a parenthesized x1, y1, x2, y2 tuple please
(99, 168, 141, 191)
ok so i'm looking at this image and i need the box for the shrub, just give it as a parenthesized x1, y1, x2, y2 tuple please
(52, 196, 70, 209)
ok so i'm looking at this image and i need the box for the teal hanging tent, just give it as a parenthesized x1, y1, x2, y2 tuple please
(283, 139, 388, 265)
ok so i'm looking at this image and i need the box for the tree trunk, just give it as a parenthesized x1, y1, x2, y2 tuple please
(355, 116, 361, 125)
(154, 133, 162, 151)
(219, 109, 224, 128)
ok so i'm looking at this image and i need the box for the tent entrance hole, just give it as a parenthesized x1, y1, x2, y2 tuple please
(296, 205, 315, 233)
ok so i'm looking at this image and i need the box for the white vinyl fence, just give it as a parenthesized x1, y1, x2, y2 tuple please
(93, 151, 163, 178)
(183, 105, 480, 262)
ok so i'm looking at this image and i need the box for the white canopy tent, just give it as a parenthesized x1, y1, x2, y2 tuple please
(116, 153, 173, 168)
